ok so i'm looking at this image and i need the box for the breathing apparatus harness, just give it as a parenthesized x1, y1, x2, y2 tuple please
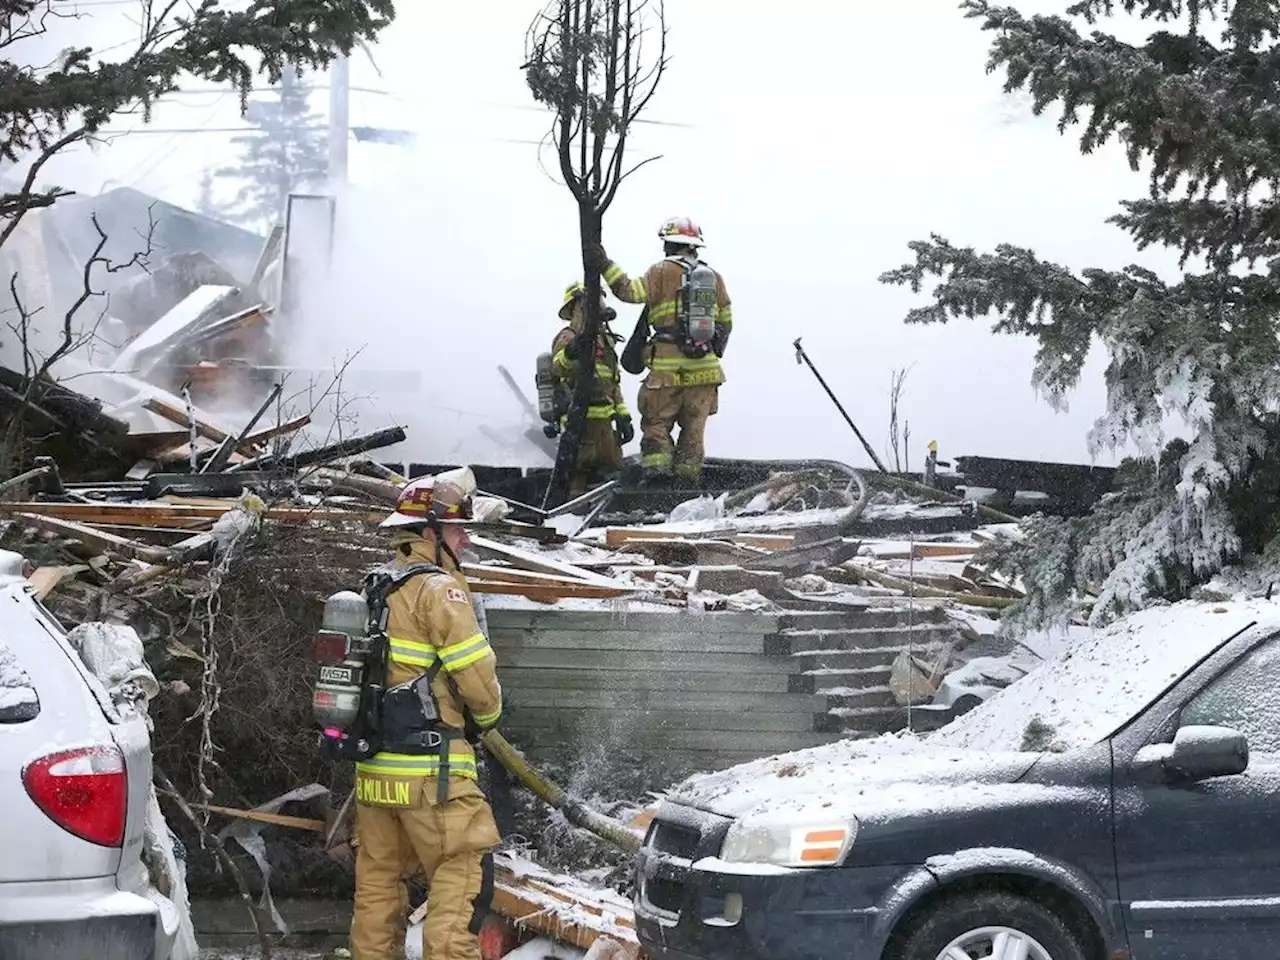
(651, 255, 723, 359)
(313, 522, 472, 803)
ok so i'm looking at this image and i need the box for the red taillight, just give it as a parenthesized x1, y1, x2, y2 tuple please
(23, 745, 127, 847)
(313, 630, 350, 665)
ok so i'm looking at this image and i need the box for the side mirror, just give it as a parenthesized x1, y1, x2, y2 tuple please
(1164, 725, 1249, 782)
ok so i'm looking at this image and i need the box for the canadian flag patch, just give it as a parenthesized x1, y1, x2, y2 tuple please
(445, 587, 468, 604)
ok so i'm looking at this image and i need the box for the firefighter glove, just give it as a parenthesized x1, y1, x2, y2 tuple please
(587, 242, 609, 271)
(543, 423, 561, 439)
(614, 414, 634, 445)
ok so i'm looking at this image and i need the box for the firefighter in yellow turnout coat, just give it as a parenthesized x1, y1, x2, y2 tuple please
(349, 469, 503, 960)
(598, 217, 732, 486)
(551, 281, 633, 496)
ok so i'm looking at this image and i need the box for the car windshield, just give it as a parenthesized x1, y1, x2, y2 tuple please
(0, 636, 39, 723)
(928, 603, 1265, 753)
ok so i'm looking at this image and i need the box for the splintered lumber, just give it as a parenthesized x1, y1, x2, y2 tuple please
(14, 513, 171, 563)
(469, 535, 621, 587)
(143, 397, 241, 445)
(853, 565, 1017, 609)
(228, 425, 407, 473)
(489, 872, 640, 957)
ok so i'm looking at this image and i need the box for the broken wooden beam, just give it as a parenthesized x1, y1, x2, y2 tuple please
(469, 535, 621, 587)
(13, 513, 171, 563)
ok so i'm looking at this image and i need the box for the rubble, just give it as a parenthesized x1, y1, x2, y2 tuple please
(0, 203, 1077, 955)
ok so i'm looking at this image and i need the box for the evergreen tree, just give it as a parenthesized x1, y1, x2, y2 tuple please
(880, 1, 1280, 631)
(212, 67, 328, 230)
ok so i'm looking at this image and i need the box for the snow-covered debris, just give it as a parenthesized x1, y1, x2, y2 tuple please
(66, 622, 160, 718)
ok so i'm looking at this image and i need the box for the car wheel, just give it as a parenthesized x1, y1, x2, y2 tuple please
(895, 890, 1089, 960)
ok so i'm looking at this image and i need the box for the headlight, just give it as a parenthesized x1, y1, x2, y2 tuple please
(720, 815, 857, 867)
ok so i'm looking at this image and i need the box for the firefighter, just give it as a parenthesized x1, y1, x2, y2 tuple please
(595, 217, 732, 486)
(551, 281, 634, 496)
(349, 468, 503, 960)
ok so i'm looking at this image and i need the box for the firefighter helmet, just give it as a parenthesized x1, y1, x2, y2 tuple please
(559, 280, 610, 322)
(658, 216, 705, 248)
(379, 467, 477, 528)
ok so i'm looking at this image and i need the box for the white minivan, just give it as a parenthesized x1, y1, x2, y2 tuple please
(0, 549, 178, 959)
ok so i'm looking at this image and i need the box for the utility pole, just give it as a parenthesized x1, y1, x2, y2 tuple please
(327, 52, 349, 184)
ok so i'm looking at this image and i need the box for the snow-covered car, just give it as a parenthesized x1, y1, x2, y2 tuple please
(0, 550, 177, 959)
(634, 600, 1280, 960)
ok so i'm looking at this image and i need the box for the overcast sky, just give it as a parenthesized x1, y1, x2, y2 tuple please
(25, 0, 1188, 470)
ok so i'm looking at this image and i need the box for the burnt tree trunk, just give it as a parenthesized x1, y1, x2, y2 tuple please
(544, 204, 605, 508)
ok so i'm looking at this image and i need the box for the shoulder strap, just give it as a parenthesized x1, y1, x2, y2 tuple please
(362, 561, 445, 604)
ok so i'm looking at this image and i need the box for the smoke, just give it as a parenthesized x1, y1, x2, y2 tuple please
(281, 147, 577, 467)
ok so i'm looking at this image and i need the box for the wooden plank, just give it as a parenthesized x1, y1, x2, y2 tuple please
(13, 513, 171, 563)
(503, 687, 828, 713)
(491, 646, 785, 674)
(489, 626, 772, 655)
(143, 397, 236, 443)
(461, 562, 598, 589)
(469, 535, 621, 587)
(505, 703, 818, 733)
(239, 412, 310, 448)
(466, 578, 633, 601)
(25, 564, 89, 600)
(501, 666, 792, 694)
(511, 725, 841, 753)
(733, 533, 795, 550)
(0, 500, 380, 526)
(202, 805, 326, 832)
(604, 527, 684, 549)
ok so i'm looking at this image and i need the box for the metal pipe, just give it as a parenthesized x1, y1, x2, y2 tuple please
(793, 337, 890, 473)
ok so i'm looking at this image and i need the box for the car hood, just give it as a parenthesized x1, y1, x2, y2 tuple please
(669, 736, 1042, 821)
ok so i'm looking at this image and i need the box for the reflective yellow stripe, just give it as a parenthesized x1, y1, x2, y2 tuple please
(603, 263, 624, 284)
(388, 636, 436, 668)
(649, 356, 722, 371)
(718, 305, 733, 327)
(615, 403, 630, 417)
(650, 300, 677, 321)
(586, 405, 616, 419)
(439, 633, 492, 671)
(628, 278, 646, 300)
(473, 704, 502, 727)
(356, 751, 478, 778)
(594, 362, 618, 381)
(643, 452, 672, 468)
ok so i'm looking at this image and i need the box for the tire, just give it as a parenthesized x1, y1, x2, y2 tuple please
(895, 889, 1090, 960)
